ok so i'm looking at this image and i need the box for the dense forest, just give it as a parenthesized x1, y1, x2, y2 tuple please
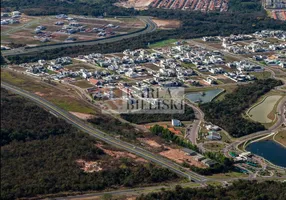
(0, 88, 179, 200)
(229, 0, 263, 12)
(200, 79, 282, 137)
(137, 180, 286, 200)
(121, 106, 195, 124)
(4, 0, 286, 63)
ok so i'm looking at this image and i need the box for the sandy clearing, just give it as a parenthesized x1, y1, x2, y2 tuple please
(152, 19, 181, 29)
(159, 148, 206, 168)
(70, 111, 95, 120)
(34, 92, 45, 97)
(137, 138, 162, 148)
(76, 159, 102, 173)
(96, 144, 148, 162)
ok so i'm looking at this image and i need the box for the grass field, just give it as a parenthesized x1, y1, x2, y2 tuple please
(207, 171, 248, 179)
(71, 80, 94, 88)
(250, 71, 272, 80)
(50, 98, 94, 113)
(149, 39, 177, 48)
(1, 69, 95, 114)
(65, 63, 96, 71)
(202, 143, 226, 151)
(274, 130, 286, 147)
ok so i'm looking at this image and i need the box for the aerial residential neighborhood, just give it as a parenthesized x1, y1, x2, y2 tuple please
(1, 1, 286, 200)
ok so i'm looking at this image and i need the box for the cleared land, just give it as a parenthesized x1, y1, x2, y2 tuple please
(248, 95, 282, 123)
(152, 19, 181, 29)
(1, 69, 95, 114)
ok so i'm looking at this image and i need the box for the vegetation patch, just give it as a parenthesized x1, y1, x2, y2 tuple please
(71, 80, 94, 89)
(0, 88, 179, 200)
(274, 130, 286, 147)
(200, 79, 282, 138)
(1, 69, 95, 114)
(121, 106, 195, 124)
(137, 180, 286, 200)
(249, 71, 272, 80)
(202, 143, 226, 152)
(150, 125, 199, 151)
(50, 98, 95, 113)
(149, 39, 177, 48)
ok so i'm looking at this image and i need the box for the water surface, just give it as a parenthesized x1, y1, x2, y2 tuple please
(186, 89, 223, 103)
(246, 140, 286, 167)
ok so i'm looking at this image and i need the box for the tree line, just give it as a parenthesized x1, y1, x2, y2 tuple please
(137, 180, 286, 200)
(121, 106, 195, 124)
(150, 124, 199, 152)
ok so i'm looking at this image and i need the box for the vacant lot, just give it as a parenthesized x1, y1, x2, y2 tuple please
(152, 19, 181, 29)
(1, 69, 95, 114)
(159, 148, 206, 168)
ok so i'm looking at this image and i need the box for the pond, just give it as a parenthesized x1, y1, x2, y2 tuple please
(186, 89, 224, 104)
(246, 140, 286, 168)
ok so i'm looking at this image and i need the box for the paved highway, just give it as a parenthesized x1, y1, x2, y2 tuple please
(2, 16, 157, 57)
(1, 81, 207, 183)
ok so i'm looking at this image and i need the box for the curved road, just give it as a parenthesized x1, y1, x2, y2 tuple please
(2, 16, 157, 57)
(1, 81, 206, 183)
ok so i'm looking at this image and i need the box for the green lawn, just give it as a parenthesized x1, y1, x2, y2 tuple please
(1, 70, 26, 85)
(51, 98, 95, 114)
(202, 143, 225, 151)
(207, 172, 248, 179)
(274, 130, 286, 147)
(149, 39, 177, 48)
(250, 71, 271, 80)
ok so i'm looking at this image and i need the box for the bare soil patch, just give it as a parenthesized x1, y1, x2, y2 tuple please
(159, 147, 206, 168)
(70, 112, 95, 120)
(96, 143, 147, 163)
(152, 19, 181, 29)
(76, 159, 102, 173)
(34, 92, 45, 97)
(137, 138, 162, 148)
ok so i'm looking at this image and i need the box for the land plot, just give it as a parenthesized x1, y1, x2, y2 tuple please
(248, 95, 283, 123)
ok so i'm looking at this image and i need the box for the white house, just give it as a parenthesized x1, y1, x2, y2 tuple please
(172, 119, 182, 127)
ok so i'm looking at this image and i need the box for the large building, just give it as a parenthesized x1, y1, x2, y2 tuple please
(265, 0, 286, 9)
